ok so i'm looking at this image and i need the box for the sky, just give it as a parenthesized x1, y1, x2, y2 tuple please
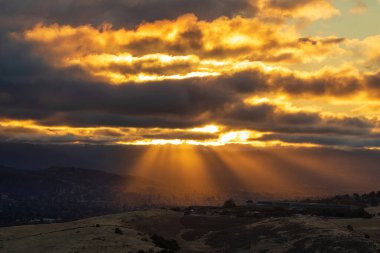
(1, 0, 380, 149)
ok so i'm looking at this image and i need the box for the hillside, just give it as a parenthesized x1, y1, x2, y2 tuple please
(1, 208, 380, 253)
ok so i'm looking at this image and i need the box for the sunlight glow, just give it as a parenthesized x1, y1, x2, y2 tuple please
(190, 125, 220, 134)
(220, 131, 250, 143)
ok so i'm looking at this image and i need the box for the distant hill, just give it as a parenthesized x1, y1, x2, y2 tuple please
(2, 165, 380, 227)
(0, 166, 161, 227)
(1, 142, 380, 200)
(0, 166, 275, 227)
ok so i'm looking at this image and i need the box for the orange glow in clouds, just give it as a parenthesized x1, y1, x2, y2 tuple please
(6, 4, 380, 149)
(19, 14, 346, 83)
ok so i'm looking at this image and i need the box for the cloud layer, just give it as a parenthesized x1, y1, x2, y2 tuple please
(0, 0, 380, 148)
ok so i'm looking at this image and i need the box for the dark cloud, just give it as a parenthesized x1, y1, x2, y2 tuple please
(0, 76, 234, 122)
(0, 34, 269, 128)
(365, 71, 380, 96)
(259, 133, 380, 148)
(219, 103, 374, 136)
(267, 0, 322, 10)
(298, 37, 345, 46)
(0, 0, 256, 30)
(0, 33, 48, 79)
(39, 111, 208, 128)
(0, 70, 266, 128)
(273, 73, 362, 96)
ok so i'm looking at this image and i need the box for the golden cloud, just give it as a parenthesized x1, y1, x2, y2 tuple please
(4, 6, 380, 148)
(18, 14, 345, 83)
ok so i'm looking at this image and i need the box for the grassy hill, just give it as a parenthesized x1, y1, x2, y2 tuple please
(1, 208, 380, 253)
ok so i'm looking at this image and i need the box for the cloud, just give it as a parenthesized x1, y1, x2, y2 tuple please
(365, 71, 380, 97)
(0, 30, 374, 136)
(17, 15, 346, 83)
(141, 131, 218, 140)
(272, 70, 362, 97)
(218, 102, 374, 136)
(0, 0, 256, 30)
(0, 1, 380, 148)
(349, 0, 367, 14)
(257, 0, 340, 21)
(0, 0, 339, 33)
(0, 97, 377, 148)
(341, 35, 380, 73)
(258, 133, 380, 148)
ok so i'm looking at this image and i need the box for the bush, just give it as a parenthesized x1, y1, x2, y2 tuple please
(151, 234, 180, 252)
(370, 199, 379, 207)
(170, 207, 181, 212)
(115, 227, 123, 235)
(223, 199, 236, 208)
(356, 208, 372, 219)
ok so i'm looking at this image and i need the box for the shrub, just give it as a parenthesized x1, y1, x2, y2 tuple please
(115, 227, 123, 235)
(151, 234, 180, 252)
(223, 199, 236, 208)
(170, 207, 181, 212)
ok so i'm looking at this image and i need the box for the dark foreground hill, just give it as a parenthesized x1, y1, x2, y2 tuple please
(1, 208, 380, 253)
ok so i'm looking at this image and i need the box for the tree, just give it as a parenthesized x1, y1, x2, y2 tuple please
(353, 193, 361, 201)
(370, 199, 379, 207)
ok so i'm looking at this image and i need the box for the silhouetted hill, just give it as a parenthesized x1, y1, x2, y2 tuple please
(0, 166, 159, 227)
(0, 166, 152, 196)
(0, 166, 273, 227)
